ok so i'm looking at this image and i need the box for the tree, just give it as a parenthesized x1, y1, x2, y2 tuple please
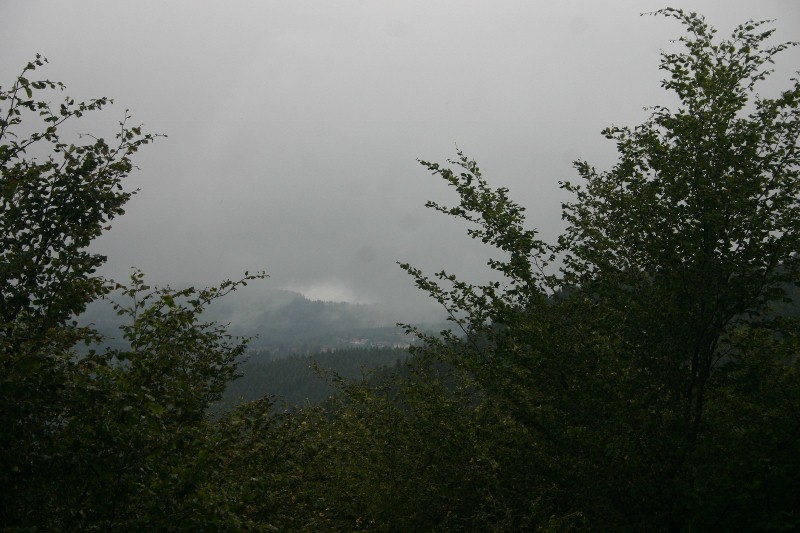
(561, 7, 800, 452)
(50, 270, 265, 530)
(0, 56, 266, 530)
(556, 11, 800, 527)
(403, 9, 800, 529)
(1, 55, 157, 525)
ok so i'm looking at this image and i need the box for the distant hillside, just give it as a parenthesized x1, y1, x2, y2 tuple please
(223, 292, 417, 352)
(79, 286, 445, 354)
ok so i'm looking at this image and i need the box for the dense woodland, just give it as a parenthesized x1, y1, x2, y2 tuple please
(220, 347, 409, 410)
(2, 10, 800, 531)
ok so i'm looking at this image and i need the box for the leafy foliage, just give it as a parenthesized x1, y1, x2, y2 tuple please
(1, 55, 158, 527)
(398, 9, 800, 529)
(0, 55, 267, 530)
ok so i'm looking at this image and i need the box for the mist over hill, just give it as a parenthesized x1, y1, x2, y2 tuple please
(80, 286, 446, 354)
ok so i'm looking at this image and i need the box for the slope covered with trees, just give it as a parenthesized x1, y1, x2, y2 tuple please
(2, 9, 799, 530)
(220, 346, 408, 409)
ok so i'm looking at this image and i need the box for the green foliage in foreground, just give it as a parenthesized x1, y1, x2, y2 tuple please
(392, 10, 800, 529)
(3, 9, 800, 531)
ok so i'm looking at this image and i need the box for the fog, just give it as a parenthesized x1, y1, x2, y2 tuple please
(2, 1, 798, 322)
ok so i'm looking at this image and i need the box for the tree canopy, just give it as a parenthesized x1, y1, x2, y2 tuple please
(400, 8, 800, 529)
(0, 55, 266, 530)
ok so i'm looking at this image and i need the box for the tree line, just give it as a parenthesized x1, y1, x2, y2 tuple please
(219, 346, 408, 410)
(2, 9, 799, 530)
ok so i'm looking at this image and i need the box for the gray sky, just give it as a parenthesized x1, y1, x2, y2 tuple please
(2, 1, 799, 321)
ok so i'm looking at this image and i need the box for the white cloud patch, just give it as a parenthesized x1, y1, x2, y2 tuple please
(285, 280, 371, 304)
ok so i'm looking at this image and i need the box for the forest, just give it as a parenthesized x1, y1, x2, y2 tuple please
(2, 9, 799, 531)
(220, 346, 409, 410)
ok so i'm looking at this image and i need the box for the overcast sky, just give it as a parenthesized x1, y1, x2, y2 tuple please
(2, 1, 799, 320)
